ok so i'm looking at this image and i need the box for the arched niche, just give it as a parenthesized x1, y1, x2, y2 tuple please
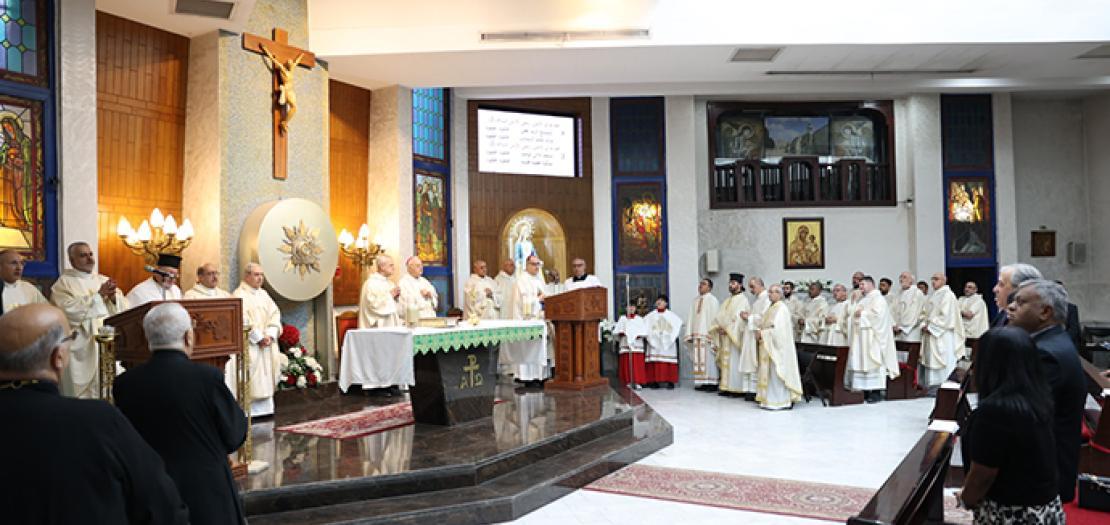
(499, 208, 567, 282)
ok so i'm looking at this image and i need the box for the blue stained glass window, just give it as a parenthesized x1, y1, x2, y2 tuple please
(412, 88, 445, 160)
(0, 0, 40, 79)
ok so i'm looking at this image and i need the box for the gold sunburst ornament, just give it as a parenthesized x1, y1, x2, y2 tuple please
(278, 220, 324, 278)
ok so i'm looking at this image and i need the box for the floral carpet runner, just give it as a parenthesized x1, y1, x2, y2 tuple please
(584, 464, 972, 524)
(276, 402, 415, 440)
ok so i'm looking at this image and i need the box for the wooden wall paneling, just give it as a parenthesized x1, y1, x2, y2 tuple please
(328, 80, 371, 305)
(467, 98, 594, 278)
(95, 12, 189, 292)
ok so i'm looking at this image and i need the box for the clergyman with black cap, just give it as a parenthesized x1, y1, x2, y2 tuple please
(126, 253, 183, 307)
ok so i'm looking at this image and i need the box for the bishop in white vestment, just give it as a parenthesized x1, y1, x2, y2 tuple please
(919, 273, 966, 388)
(800, 283, 829, 344)
(0, 249, 48, 313)
(183, 264, 233, 300)
(502, 255, 548, 383)
(686, 279, 720, 389)
(234, 264, 283, 417)
(398, 256, 438, 321)
(755, 285, 804, 410)
(737, 278, 771, 395)
(822, 285, 850, 346)
(359, 255, 401, 328)
(713, 274, 750, 396)
(959, 281, 989, 340)
(125, 254, 183, 308)
(643, 295, 682, 388)
(893, 272, 926, 342)
(846, 277, 900, 401)
(463, 260, 500, 320)
(50, 242, 129, 398)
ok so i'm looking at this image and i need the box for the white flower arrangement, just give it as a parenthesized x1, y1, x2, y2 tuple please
(277, 324, 324, 390)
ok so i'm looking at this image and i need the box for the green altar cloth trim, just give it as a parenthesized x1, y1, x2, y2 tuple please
(412, 325, 545, 355)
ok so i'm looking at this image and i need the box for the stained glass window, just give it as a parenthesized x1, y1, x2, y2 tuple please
(0, 94, 43, 259)
(412, 88, 446, 160)
(0, 0, 45, 84)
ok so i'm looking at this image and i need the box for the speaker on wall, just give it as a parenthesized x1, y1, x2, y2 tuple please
(1067, 242, 1087, 265)
(703, 249, 719, 274)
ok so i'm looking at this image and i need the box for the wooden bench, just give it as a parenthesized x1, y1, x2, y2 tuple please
(887, 342, 924, 400)
(797, 343, 863, 406)
(1078, 357, 1110, 477)
(848, 364, 974, 525)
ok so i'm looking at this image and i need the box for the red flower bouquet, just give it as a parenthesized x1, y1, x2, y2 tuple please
(276, 324, 323, 389)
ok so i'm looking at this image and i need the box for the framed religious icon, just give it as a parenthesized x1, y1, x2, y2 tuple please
(1031, 230, 1056, 257)
(783, 218, 825, 270)
(414, 172, 448, 266)
(945, 177, 993, 260)
(615, 182, 666, 267)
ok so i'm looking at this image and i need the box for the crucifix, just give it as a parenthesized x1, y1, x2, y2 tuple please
(242, 28, 316, 180)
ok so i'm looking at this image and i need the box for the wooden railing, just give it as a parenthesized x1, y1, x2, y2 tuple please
(712, 157, 894, 208)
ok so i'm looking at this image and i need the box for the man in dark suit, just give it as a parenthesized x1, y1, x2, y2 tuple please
(115, 302, 249, 525)
(1008, 279, 1087, 503)
(990, 263, 1043, 327)
(0, 304, 189, 524)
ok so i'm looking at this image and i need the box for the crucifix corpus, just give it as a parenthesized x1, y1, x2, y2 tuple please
(242, 28, 316, 180)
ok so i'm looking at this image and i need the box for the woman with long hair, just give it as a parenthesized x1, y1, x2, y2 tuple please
(958, 326, 1064, 524)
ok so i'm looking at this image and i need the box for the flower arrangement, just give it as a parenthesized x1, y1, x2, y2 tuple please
(599, 319, 617, 343)
(276, 324, 323, 389)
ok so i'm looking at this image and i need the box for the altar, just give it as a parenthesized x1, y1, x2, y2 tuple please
(339, 320, 547, 425)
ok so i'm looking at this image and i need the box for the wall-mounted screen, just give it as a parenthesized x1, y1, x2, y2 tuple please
(477, 108, 577, 177)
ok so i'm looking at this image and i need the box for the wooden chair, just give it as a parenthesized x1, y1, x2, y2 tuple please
(334, 311, 359, 372)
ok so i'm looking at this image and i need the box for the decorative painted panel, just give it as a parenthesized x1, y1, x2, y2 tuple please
(615, 181, 664, 267)
(945, 176, 994, 260)
(0, 93, 42, 259)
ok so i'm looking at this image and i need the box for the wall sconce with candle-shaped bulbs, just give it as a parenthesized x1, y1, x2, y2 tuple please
(116, 208, 194, 264)
(337, 223, 383, 269)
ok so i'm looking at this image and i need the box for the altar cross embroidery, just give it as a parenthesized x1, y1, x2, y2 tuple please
(241, 28, 316, 180)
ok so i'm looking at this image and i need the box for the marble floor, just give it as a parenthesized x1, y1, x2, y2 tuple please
(506, 386, 937, 524)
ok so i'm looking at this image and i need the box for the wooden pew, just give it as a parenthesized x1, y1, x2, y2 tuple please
(797, 343, 864, 406)
(1078, 357, 1110, 477)
(930, 362, 972, 423)
(886, 342, 923, 400)
(849, 365, 974, 525)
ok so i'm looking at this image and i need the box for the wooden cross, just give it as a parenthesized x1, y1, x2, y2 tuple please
(241, 28, 316, 180)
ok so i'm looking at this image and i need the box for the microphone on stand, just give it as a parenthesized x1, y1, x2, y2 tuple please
(144, 265, 173, 278)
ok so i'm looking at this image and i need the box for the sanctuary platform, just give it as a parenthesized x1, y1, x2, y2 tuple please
(239, 380, 672, 524)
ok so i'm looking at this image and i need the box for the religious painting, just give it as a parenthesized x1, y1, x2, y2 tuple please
(498, 208, 568, 281)
(716, 115, 764, 163)
(615, 273, 668, 317)
(616, 182, 665, 267)
(0, 94, 43, 260)
(946, 177, 993, 259)
(1031, 230, 1056, 257)
(765, 117, 829, 158)
(782, 218, 824, 270)
(414, 172, 448, 265)
(830, 117, 875, 161)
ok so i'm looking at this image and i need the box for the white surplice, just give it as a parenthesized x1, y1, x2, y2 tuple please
(685, 292, 720, 385)
(463, 273, 500, 320)
(183, 284, 233, 300)
(786, 294, 806, 340)
(502, 273, 548, 380)
(822, 300, 850, 346)
(919, 285, 966, 388)
(614, 314, 648, 354)
(564, 274, 602, 292)
(494, 271, 516, 320)
(50, 269, 129, 398)
(2, 279, 47, 312)
(234, 282, 282, 417)
(713, 293, 750, 394)
(736, 290, 770, 393)
(359, 273, 400, 328)
(894, 287, 926, 342)
(124, 277, 182, 308)
(644, 309, 683, 366)
(846, 289, 901, 391)
(959, 293, 989, 339)
(398, 273, 438, 320)
(800, 295, 828, 344)
(757, 302, 804, 410)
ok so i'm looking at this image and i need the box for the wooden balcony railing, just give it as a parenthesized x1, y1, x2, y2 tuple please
(711, 157, 895, 208)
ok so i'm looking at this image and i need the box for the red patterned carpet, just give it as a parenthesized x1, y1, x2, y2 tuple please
(276, 402, 415, 440)
(585, 464, 973, 523)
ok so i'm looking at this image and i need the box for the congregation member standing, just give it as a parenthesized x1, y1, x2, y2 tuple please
(991, 263, 1042, 327)
(755, 284, 803, 410)
(51, 242, 129, 398)
(920, 273, 965, 389)
(846, 276, 900, 403)
(686, 278, 720, 391)
(713, 274, 750, 397)
(644, 294, 682, 389)
(0, 304, 188, 524)
(114, 303, 248, 525)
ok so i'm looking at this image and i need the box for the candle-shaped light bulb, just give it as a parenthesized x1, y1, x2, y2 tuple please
(163, 215, 178, 235)
(117, 216, 133, 237)
(178, 219, 194, 240)
(149, 208, 165, 228)
(137, 220, 153, 242)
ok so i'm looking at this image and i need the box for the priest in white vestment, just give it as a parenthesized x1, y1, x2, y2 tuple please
(919, 273, 966, 388)
(398, 256, 438, 322)
(736, 277, 771, 397)
(1, 249, 47, 313)
(880, 278, 897, 312)
(783, 281, 806, 340)
(893, 272, 926, 342)
(234, 263, 282, 417)
(50, 242, 129, 398)
(503, 255, 549, 385)
(800, 282, 828, 344)
(359, 255, 401, 329)
(686, 278, 720, 390)
(755, 285, 804, 410)
(124, 253, 183, 307)
(713, 274, 750, 396)
(846, 276, 900, 402)
(822, 284, 850, 346)
(463, 260, 500, 320)
(959, 281, 989, 340)
(494, 259, 516, 320)
(643, 294, 682, 388)
(564, 257, 602, 291)
(614, 304, 648, 387)
(183, 263, 233, 300)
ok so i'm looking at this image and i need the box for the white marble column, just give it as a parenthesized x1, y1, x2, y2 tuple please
(367, 86, 414, 264)
(56, 0, 98, 264)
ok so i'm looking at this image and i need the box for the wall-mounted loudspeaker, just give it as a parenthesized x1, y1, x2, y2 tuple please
(703, 249, 719, 274)
(1067, 242, 1087, 265)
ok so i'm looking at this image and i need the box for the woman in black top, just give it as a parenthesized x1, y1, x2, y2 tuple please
(958, 327, 1065, 524)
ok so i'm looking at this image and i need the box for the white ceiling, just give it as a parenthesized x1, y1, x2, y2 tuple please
(96, 0, 1110, 98)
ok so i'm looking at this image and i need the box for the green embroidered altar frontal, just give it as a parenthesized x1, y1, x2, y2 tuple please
(411, 320, 546, 355)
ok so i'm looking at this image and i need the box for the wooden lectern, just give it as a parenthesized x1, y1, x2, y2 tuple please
(106, 299, 244, 370)
(545, 287, 608, 390)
